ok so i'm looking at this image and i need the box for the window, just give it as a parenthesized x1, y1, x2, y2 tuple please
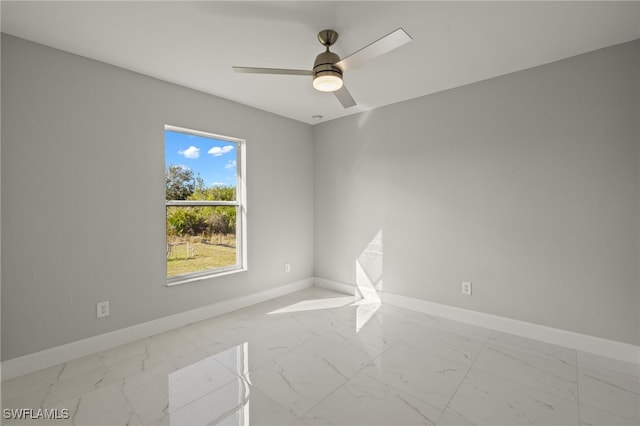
(165, 125, 246, 285)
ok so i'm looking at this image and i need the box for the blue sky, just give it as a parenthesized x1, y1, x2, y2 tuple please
(165, 130, 237, 188)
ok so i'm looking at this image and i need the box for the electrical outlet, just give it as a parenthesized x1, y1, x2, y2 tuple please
(97, 301, 110, 318)
(285, 263, 291, 273)
(461, 282, 472, 296)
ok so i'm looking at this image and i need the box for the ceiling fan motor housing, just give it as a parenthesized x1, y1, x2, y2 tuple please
(313, 50, 343, 78)
(313, 31, 344, 92)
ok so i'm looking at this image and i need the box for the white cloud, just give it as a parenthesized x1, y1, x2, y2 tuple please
(208, 145, 235, 157)
(178, 146, 200, 159)
(225, 160, 237, 170)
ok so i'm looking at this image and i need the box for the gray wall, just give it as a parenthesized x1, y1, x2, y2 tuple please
(314, 40, 640, 345)
(2, 34, 639, 361)
(1, 30, 3, 367)
(1, 35, 315, 360)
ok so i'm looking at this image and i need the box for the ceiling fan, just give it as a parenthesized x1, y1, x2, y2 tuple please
(233, 28, 412, 109)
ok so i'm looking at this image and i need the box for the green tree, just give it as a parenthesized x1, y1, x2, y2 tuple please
(165, 165, 195, 200)
(167, 180, 237, 243)
(190, 184, 235, 201)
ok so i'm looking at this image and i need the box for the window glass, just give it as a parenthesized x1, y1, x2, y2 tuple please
(165, 126, 244, 283)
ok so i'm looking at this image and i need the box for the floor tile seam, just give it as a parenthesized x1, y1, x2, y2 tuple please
(10, 365, 119, 411)
(577, 364, 640, 384)
(340, 334, 399, 382)
(487, 330, 579, 353)
(95, 353, 141, 393)
(412, 318, 494, 343)
(326, 317, 483, 411)
(96, 349, 112, 373)
(456, 370, 584, 426)
(216, 309, 333, 344)
(243, 376, 303, 422)
(388, 302, 495, 352)
(485, 338, 579, 366)
(202, 327, 320, 376)
(98, 356, 161, 383)
(301, 321, 375, 349)
(2, 357, 111, 404)
(269, 328, 392, 382)
(167, 314, 249, 350)
(255, 316, 330, 343)
(361, 324, 406, 366)
(467, 362, 581, 406)
(44, 380, 138, 425)
(294, 315, 355, 333)
(474, 347, 580, 389)
(102, 382, 144, 426)
(391, 335, 481, 372)
(413, 320, 491, 343)
(110, 369, 151, 426)
(242, 333, 325, 374)
(285, 332, 405, 421)
(131, 371, 242, 425)
(400, 329, 490, 365)
(578, 353, 640, 376)
(175, 327, 212, 349)
(387, 320, 424, 342)
(208, 350, 249, 378)
(96, 346, 151, 360)
(576, 401, 640, 424)
(0, 374, 58, 406)
(282, 369, 352, 421)
(577, 371, 640, 397)
(109, 352, 196, 424)
(1, 382, 51, 411)
(201, 335, 256, 355)
(248, 371, 332, 422)
(110, 344, 220, 382)
(574, 348, 583, 426)
(329, 333, 455, 412)
(159, 374, 243, 424)
(434, 336, 489, 425)
(98, 366, 118, 393)
(414, 319, 492, 342)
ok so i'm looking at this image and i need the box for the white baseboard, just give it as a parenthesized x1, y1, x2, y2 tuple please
(313, 277, 359, 297)
(5, 277, 638, 380)
(1, 278, 313, 381)
(313, 277, 640, 365)
(384, 292, 640, 365)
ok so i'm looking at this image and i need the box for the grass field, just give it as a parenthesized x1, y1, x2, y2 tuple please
(167, 234, 236, 277)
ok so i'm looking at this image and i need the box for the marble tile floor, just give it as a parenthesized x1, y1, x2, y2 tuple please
(2, 287, 639, 426)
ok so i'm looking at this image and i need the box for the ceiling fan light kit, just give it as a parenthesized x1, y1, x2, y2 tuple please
(312, 30, 344, 92)
(313, 72, 343, 92)
(233, 28, 412, 108)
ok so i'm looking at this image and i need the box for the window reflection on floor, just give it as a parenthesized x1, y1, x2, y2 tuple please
(268, 296, 355, 314)
(167, 342, 250, 425)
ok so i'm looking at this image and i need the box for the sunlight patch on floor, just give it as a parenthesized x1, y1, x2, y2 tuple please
(267, 296, 358, 315)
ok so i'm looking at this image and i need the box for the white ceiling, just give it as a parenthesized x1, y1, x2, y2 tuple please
(2, 1, 639, 125)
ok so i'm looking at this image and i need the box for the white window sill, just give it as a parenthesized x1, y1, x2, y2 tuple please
(166, 266, 247, 287)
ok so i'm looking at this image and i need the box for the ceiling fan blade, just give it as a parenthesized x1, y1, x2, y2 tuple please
(335, 28, 412, 72)
(334, 85, 357, 109)
(232, 66, 313, 76)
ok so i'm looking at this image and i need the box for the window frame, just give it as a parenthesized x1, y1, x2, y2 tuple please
(165, 124, 247, 286)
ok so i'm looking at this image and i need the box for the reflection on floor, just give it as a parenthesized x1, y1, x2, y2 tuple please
(2, 287, 639, 425)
